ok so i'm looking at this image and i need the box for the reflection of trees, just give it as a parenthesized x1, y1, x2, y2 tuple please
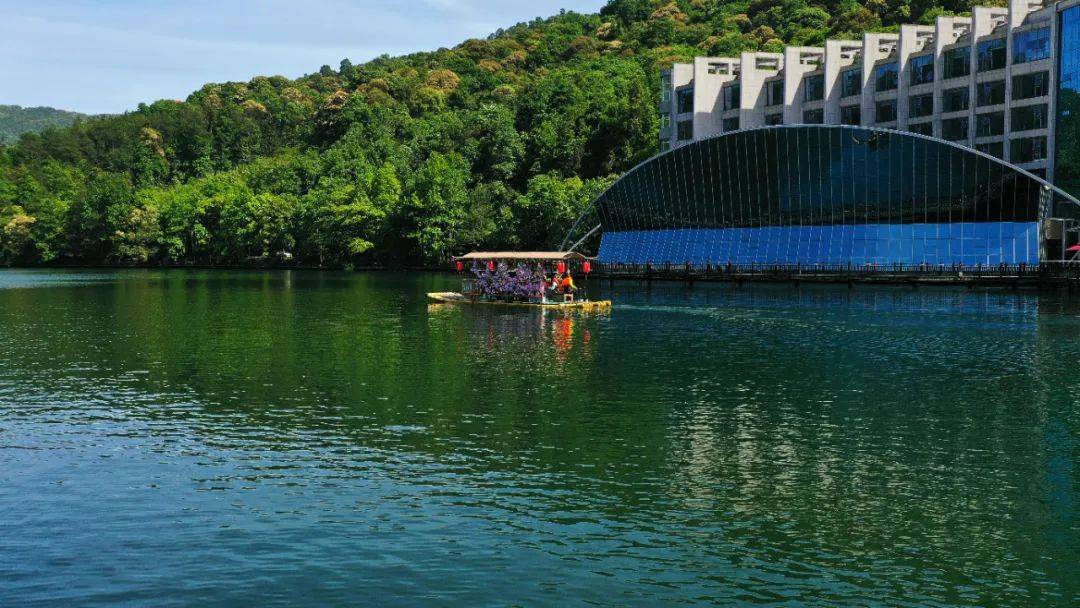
(0, 270, 618, 472)
(1, 273, 1076, 600)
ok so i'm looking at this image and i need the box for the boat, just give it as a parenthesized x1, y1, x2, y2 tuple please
(427, 291, 612, 310)
(427, 251, 612, 310)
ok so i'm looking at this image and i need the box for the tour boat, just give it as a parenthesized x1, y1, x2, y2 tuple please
(427, 251, 611, 310)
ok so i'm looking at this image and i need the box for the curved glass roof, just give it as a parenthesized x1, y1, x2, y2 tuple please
(576, 126, 1080, 266)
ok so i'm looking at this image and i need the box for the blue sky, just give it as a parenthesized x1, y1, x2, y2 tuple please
(0, 0, 607, 115)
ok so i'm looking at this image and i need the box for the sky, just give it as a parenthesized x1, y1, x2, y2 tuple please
(0, 0, 607, 115)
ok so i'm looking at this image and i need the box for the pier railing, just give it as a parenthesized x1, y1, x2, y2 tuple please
(592, 261, 1080, 284)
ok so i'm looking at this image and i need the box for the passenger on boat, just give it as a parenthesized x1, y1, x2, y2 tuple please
(558, 273, 576, 293)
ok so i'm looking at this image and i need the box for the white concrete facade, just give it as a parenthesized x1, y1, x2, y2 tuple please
(658, 0, 1062, 181)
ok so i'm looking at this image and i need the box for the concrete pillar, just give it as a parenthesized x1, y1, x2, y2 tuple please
(860, 33, 899, 127)
(971, 8, 1009, 152)
(783, 47, 824, 123)
(691, 57, 737, 139)
(897, 25, 935, 129)
(670, 62, 694, 147)
(932, 17, 969, 138)
(824, 40, 862, 124)
(739, 52, 782, 129)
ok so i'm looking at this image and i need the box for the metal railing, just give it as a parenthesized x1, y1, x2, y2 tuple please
(593, 261, 1074, 280)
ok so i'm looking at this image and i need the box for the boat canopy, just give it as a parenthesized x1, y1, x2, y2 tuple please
(457, 251, 589, 261)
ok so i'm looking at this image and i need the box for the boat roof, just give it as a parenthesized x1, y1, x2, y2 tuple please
(457, 251, 588, 261)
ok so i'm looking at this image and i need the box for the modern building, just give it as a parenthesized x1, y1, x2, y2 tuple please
(659, 0, 1080, 196)
(562, 0, 1080, 269)
(584, 125, 1080, 267)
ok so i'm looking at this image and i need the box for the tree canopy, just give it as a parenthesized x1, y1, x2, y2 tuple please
(0, 0, 990, 267)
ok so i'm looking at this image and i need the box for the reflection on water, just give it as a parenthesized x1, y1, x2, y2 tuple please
(0, 270, 1076, 606)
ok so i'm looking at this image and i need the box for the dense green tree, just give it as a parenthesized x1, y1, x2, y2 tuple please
(0, 208, 36, 264)
(0, 0, 976, 267)
(406, 152, 472, 262)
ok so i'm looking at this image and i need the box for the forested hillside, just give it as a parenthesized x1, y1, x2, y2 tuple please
(0, 0, 993, 267)
(0, 105, 85, 145)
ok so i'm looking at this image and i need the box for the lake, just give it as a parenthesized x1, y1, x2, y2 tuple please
(0, 270, 1076, 606)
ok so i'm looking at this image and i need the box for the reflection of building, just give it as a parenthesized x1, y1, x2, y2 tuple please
(583, 125, 1080, 267)
(659, 0, 1080, 199)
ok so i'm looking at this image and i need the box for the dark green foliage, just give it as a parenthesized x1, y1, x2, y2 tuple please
(0, 105, 87, 144)
(0, 0, 982, 267)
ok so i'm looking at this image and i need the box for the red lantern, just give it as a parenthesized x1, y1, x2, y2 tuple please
(487, 260, 495, 272)
(556, 261, 566, 274)
(455, 260, 464, 272)
(582, 260, 591, 274)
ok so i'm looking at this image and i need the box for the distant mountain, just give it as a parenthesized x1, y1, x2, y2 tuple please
(0, 105, 86, 144)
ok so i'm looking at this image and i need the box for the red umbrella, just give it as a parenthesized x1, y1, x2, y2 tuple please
(1067, 245, 1080, 252)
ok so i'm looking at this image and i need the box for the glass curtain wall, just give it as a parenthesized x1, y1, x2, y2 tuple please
(1057, 5, 1080, 198)
(594, 126, 1065, 267)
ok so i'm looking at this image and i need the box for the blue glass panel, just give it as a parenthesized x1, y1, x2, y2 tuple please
(1013, 28, 1050, 64)
(1057, 6, 1080, 198)
(598, 223, 1039, 266)
(594, 127, 1055, 267)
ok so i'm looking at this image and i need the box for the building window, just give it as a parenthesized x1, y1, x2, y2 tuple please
(722, 116, 740, 132)
(875, 100, 897, 123)
(909, 54, 934, 86)
(1013, 28, 1050, 64)
(976, 141, 1004, 159)
(804, 74, 825, 102)
(676, 89, 693, 114)
(1058, 5, 1080, 197)
(840, 105, 861, 125)
(875, 62, 899, 91)
(976, 112, 1005, 137)
(908, 121, 933, 136)
(909, 93, 934, 118)
(723, 84, 740, 111)
(1013, 71, 1050, 99)
(676, 120, 693, 141)
(942, 87, 970, 113)
(1012, 136, 1048, 162)
(659, 114, 671, 131)
(1012, 104, 1049, 131)
(660, 141, 671, 152)
(942, 117, 969, 141)
(976, 80, 1005, 106)
(707, 63, 728, 75)
(977, 38, 1007, 71)
(840, 69, 862, 97)
(766, 80, 784, 106)
(765, 112, 783, 125)
(943, 46, 970, 79)
(802, 109, 824, 124)
(660, 74, 672, 102)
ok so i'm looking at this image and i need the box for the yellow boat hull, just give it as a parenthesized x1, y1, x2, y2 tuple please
(427, 292, 611, 311)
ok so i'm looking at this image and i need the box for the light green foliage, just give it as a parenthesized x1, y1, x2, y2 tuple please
(515, 173, 618, 249)
(220, 192, 298, 261)
(0, 0, 968, 266)
(108, 203, 162, 265)
(0, 207, 36, 264)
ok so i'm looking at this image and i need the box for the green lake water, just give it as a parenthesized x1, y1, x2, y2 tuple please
(0, 269, 1076, 606)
